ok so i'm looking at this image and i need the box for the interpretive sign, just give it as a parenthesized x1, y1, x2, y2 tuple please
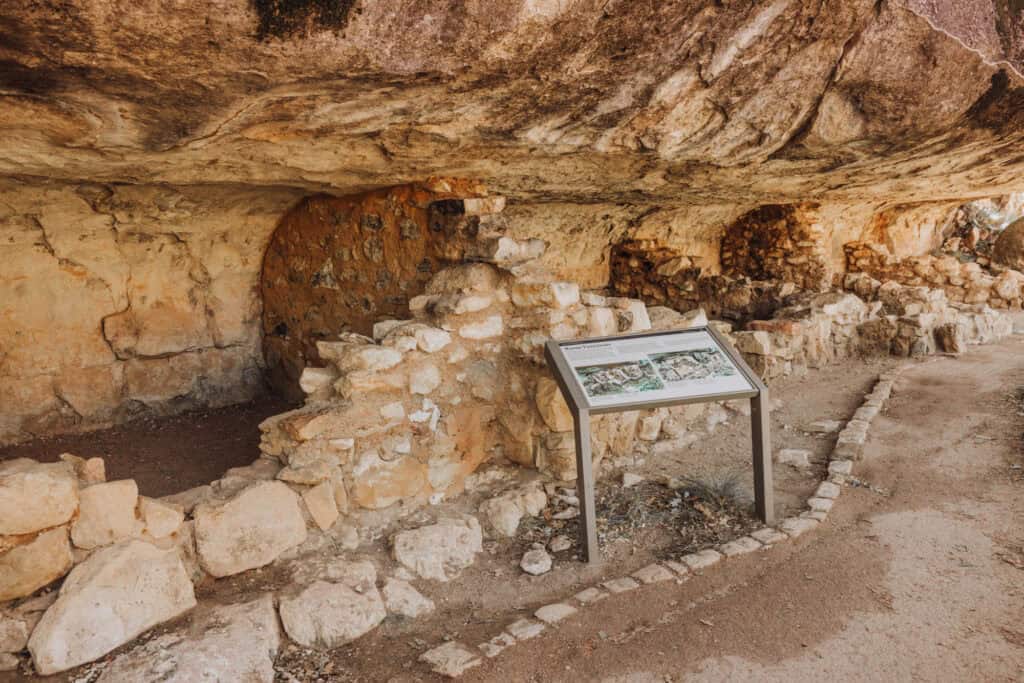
(561, 328, 754, 411)
(545, 325, 774, 563)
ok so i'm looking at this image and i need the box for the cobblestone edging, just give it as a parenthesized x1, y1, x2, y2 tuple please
(417, 366, 907, 678)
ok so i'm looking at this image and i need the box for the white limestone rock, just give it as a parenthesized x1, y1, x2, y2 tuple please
(420, 641, 481, 678)
(298, 367, 339, 396)
(383, 578, 435, 618)
(410, 363, 442, 395)
(534, 603, 577, 624)
(138, 496, 184, 540)
(776, 448, 812, 469)
(193, 481, 307, 578)
(28, 540, 196, 675)
(520, 548, 552, 575)
(96, 595, 279, 683)
(301, 481, 340, 531)
(479, 483, 547, 537)
(392, 516, 483, 582)
(0, 459, 78, 536)
(0, 528, 73, 602)
(278, 580, 386, 649)
(70, 479, 141, 550)
(458, 315, 503, 340)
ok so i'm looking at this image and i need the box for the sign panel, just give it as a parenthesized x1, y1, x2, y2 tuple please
(557, 328, 754, 409)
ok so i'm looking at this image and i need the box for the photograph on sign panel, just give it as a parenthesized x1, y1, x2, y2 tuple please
(575, 359, 665, 398)
(648, 347, 738, 383)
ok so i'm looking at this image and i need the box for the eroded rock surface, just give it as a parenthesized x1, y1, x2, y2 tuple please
(28, 540, 196, 675)
(97, 595, 279, 683)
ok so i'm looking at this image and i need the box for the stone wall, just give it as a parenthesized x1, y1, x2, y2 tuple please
(260, 179, 502, 400)
(0, 180, 303, 446)
(843, 241, 1024, 308)
(732, 281, 1012, 381)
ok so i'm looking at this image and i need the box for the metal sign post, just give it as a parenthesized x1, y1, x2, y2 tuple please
(544, 325, 774, 564)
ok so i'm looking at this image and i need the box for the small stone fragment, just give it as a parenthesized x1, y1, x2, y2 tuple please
(534, 603, 577, 624)
(718, 536, 762, 557)
(815, 481, 842, 499)
(828, 460, 853, 475)
(632, 563, 674, 584)
(806, 420, 843, 434)
(520, 548, 552, 576)
(780, 516, 819, 537)
(602, 577, 640, 594)
(420, 641, 481, 678)
(302, 481, 340, 532)
(548, 534, 572, 552)
(506, 618, 545, 641)
(574, 586, 608, 604)
(622, 472, 644, 487)
(383, 578, 435, 618)
(478, 632, 516, 658)
(749, 527, 788, 545)
(808, 497, 834, 512)
(663, 560, 690, 577)
(681, 549, 723, 571)
(776, 448, 812, 468)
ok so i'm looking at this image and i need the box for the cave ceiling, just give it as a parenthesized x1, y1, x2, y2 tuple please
(1, 0, 1023, 206)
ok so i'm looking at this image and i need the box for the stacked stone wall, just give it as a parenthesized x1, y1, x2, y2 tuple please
(843, 241, 1024, 308)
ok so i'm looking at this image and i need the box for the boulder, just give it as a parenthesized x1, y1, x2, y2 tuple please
(392, 516, 483, 582)
(0, 527, 73, 602)
(991, 218, 1024, 270)
(28, 540, 196, 675)
(193, 481, 307, 578)
(97, 595, 279, 683)
(0, 459, 78, 536)
(278, 580, 386, 649)
(70, 479, 141, 550)
(382, 578, 435, 618)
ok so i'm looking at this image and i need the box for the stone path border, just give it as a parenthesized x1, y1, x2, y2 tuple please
(418, 365, 907, 678)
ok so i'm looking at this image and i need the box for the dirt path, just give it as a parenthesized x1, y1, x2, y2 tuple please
(463, 338, 1024, 682)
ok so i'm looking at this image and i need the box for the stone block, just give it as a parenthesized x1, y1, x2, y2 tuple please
(193, 481, 307, 577)
(279, 580, 386, 649)
(392, 516, 482, 582)
(71, 479, 141, 550)
(28, 540, 196, 675)
(420, 641, 481, 678)
(0, 527, 73, 602)
(534, 603, 577, 624)
(682, 549, 723, 571)
(719, 536, 762, 557)
(632, 563, 674, 584)
(0, 459, 78, 536)
(602, 577, 640, 593)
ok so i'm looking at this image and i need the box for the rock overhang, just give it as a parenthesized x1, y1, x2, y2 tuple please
(0, 0, 1022, 205)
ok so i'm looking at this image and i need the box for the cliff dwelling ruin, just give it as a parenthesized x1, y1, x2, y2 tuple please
(1, 1, 1024, 680)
